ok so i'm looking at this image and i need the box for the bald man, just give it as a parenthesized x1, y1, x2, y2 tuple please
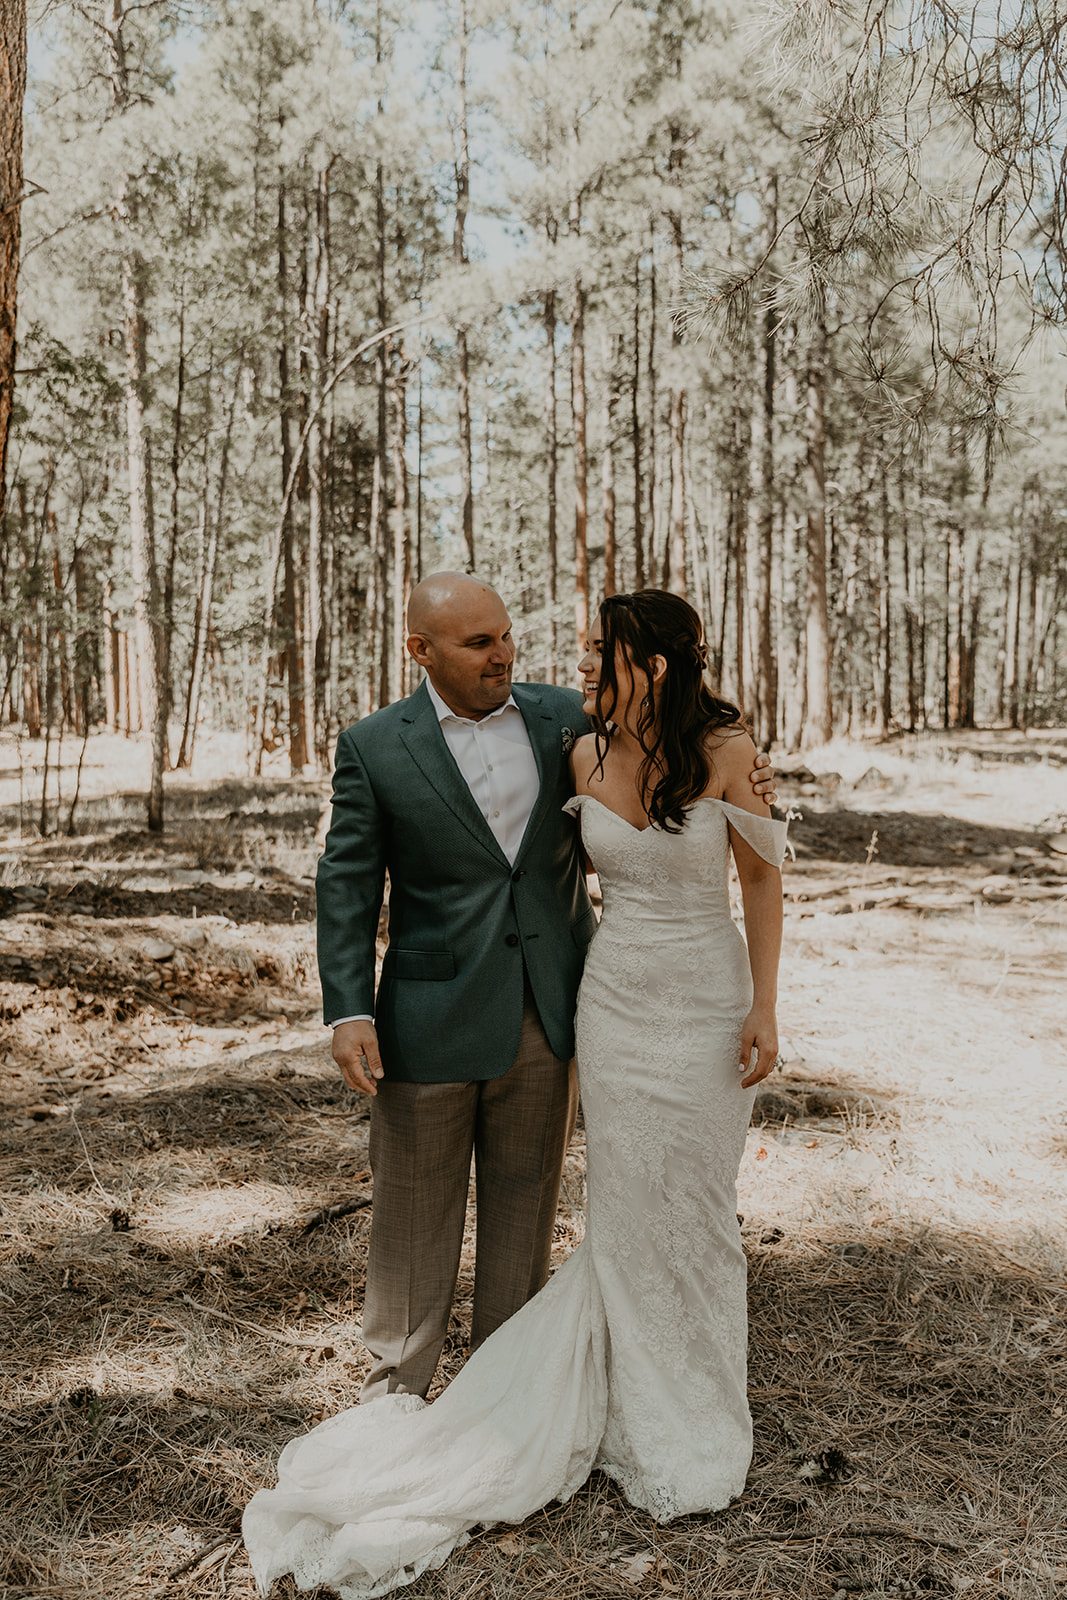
(316, 574, 775, 1400)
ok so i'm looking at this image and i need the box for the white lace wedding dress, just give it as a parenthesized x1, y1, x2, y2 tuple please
(243, 796, 786, 1599)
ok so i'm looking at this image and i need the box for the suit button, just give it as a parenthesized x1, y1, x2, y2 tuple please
(505, 934, 519, 948)
(511, 869, 525, 882)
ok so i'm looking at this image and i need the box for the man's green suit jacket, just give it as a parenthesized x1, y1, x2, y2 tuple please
(315, 680, 594, 1083)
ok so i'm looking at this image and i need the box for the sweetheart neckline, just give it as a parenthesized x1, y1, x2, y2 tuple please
(573, 793, 730, 837)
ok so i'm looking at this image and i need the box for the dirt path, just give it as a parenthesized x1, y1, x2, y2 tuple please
(1, 730, 1065, 1599)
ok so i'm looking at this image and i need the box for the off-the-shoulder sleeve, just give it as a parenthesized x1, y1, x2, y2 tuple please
(562, 795, 584, 819)
(716, 799, 787, 867)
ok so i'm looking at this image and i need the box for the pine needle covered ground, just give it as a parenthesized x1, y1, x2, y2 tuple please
(1, 730, 1065, 1600)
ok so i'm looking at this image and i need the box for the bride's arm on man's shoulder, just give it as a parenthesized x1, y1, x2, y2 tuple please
(715, 734, 783, 1089)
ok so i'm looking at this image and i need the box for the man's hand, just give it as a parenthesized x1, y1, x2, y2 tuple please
(749, 750, 777, 808)
(333, 1020, 385, 1096)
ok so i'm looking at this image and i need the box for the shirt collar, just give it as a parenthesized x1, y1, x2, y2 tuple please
(426, 677, 519, 727)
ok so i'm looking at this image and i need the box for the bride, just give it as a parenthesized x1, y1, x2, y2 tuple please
(243, 589, 785, 1599)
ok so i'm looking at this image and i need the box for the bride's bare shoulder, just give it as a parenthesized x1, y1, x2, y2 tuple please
(701, 726, 758, 799)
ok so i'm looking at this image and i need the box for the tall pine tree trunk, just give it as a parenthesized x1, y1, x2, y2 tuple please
(647, 218, 659, 584)
(877, 437, 892, 736)
(802, 311, 832, 745)
(601, 330, 616, 597)
(388, 345, 411, 703)
(749, 182, 777, 744)
(302, 164, 329, 765)
(276, 176, 307, 771)
(570, 190, 589, 652)
(0, 0, 26, 532)
(176, 464, 207, 769)
(454, 0, 474, 569)
(631, 255, 645, 590)
(148, 295, 185, 815)
(180, 369, 237, 771)
(900, 460, 918, 732)
(104, 1, 165, 821)
(544, 283, 558, 680)
(121, 241, 159, 748)
(666, 130, 686, 596)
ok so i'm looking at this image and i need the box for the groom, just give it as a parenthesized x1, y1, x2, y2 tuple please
(317, 572, 775, 1401)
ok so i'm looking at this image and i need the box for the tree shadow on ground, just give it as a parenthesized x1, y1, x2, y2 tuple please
(787, 805, 1060, 866)
(0, 1225, 1063, 1600)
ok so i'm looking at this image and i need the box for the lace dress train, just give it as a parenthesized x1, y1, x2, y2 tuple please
(243, 797, 786, 1599)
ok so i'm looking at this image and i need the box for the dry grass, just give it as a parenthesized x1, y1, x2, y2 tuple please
(1, 731, 1066, 1600)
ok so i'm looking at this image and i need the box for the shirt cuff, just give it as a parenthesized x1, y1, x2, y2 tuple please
(328, 1014, 373, 1028)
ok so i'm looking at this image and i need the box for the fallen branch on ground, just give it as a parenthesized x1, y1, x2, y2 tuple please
(160, 1294, 363, 1350)
(302, 1195, 372, 1233)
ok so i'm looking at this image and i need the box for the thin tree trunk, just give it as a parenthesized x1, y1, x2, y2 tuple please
(147, 292, 185, 829)
(1021, 534, 1038, 730)
(666, 129, 686, 596)
(964, 539, 982, 727)
(374, 147, 389, 709)
(733, 432, 746, 712)
(877, 436, 892, 736)
(900, 461, 917, 732)
(0, 0, 27, 533)
(302, 164, 330, 765)
(802, 311, 832, 745)
(276, 172, 307, 771)
(631, 255, 644, 591)
(388, 344, 411, 704)
(176, 458, 207, 768)
(918, 521, 928, 730)
(454, 0, 474, 569)
(750, 180, 777, 744)
(544, 282, 558, 680)
(104, 2, 160, 756)
(415, 354, 424, 584)
(1007, 517, 1023, 728)
(121, 244, 158, 742)
(601, 329, 617, 597)
(570, 189, 589, 652)
(102, 569, 118, 729)
(181, 368, 238, 772)
(647, 217, 659, 586)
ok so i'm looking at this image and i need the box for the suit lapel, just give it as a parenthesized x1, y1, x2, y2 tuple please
(398, 682, 511, 866)
(513, 684, 563, 864)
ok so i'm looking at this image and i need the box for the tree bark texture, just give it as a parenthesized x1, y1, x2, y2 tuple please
(388, 344, 411, 704)
(454, 0, 474, 569)
(631, 256, 645, 590)
(0, 0, 26, 531)
(301, 164, 329, 764)
(570, 192, 589, 652)
(544, 285, 558, 680)
(803, 312, 833, 746)
(601, 329, 616, 597)
(750, 178, 777, 744)
(666, 131, 686, 596)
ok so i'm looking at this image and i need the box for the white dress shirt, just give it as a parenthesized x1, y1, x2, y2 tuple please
(330, 679, 541, 1027)
(425, 679, 540, 865)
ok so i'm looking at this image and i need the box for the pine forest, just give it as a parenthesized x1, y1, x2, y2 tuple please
(3, 0, 1067, 820)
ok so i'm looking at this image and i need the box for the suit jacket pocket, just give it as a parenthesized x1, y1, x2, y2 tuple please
(390, 949, 456, 981)
(570, 907, 597, 949)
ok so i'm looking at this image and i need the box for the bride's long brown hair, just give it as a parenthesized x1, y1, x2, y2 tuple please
(592, 590, 745, 832)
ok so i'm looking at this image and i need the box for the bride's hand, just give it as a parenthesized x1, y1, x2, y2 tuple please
(739, 1009, 778, 1088)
